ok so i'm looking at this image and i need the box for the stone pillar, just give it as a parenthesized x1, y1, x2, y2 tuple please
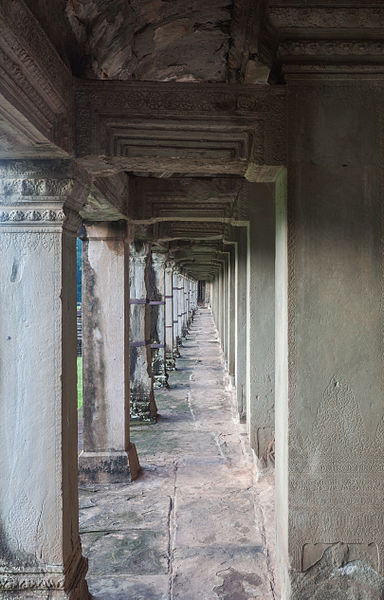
(218, 257, 227, 354)
(276, 66, 384, 597)
(216, 267, 222, 340)
(225, 243, 236, 387)
(235, 227, 248, 422)
(185, 278, 191, 327)
(0, 160, 90, 599)
(149, 250, 168, 388)
(172, 268, 181, 355)
(204, 280, 210, 305)
(129, 240, 157, 423)
(165, 260, 176, 370)
(177, 271, 184, 344)
(180, 273, 187, 337)
(79, 222, 140, 484)
(243, 184, 275, 473)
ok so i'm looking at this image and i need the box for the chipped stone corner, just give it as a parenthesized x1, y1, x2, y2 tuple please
(290, 543, 384, 600)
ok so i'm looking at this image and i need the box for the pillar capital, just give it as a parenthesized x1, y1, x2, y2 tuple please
(0, 159, 90, 240)
(129, 239, 151, 262)
(151, 249, 168, 267)
(84, 220, 128, 241)
(165, 258, 175, 272)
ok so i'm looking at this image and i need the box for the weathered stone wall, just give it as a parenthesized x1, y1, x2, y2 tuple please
(66, 0, 233, 81)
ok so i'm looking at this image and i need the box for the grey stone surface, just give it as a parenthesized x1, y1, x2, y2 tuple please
(66, 0, 232, 82)
(244, 182, 276, 472)
(80, 222, 138, 483)
(79, 308, 276, 600)
(291, 544, 384, 600)
(149, 250, 168, 388)
(275, 76, 384, 597)
(129, 240, 157, 423)
(0, 161, 90, 598)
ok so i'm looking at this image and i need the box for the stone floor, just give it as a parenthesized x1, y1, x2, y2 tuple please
(79, 307, 278, 600)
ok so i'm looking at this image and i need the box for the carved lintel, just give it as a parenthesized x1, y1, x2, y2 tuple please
(0, 0, 73, 157)
(267, 4, 384, 75)
(154, 221, 226, 242)
(129, 175, 243, 224)
(75, 80, 286, 176)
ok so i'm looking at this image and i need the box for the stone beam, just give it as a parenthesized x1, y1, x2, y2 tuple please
(129, 176, 240, 224)
(0, 0, 73, 158)
(154, 222, 227, 242)
(75, 79, 286, 177)
(267, 2, 384, 74)
(81, 172, 130, 222)
(229, 0, 271, 84)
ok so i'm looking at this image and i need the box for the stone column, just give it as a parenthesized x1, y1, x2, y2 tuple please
(79, 222, 140, 484)
(180, 273, 187, 337)
(215, 267, 222, 339)
(243, 184, 276, 473)
(149, 250, 168, 388)
(235, 227, 248, 422)
(129, 240, 157, 423)
(204, 280, 210, 305)
(218, 257, 227, 355)
(165, 260, 176, 369)
(172, 268, 181, 355)
(275, 63, 384, 597)
(0, 160, 90, 599)
(177, 271, 184, 345)
(224, 243, 236, 388)
(185, 278, 190, 327)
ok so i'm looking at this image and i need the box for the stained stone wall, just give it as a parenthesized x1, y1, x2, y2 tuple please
(276, 78, 384, 598)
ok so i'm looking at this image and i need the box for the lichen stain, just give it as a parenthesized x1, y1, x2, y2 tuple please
(10, 259, 18, 282)
(213, 567, 262, 600)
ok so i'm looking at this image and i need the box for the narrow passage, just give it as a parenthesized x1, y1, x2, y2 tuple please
(79, 308, 277, 600)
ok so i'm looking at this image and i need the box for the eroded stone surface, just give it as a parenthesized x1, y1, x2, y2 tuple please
(291, 544, 384, 600)
(79, 308, 277, 599)
(66, 0, 232, 81)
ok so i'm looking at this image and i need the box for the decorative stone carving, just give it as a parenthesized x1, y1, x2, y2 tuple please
(267, 3, 384, 73)
(0, 1, 73, 157)
(0, 159, 91, 599)
(75, 80, 286, 177)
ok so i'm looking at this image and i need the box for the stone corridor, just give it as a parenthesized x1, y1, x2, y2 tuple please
(79, 308, 277, 600)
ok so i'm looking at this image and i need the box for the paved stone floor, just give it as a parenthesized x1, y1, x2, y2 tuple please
(79, 308, 278, 600)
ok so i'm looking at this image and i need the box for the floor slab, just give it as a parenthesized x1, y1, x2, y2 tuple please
(79, 307, 278, 599)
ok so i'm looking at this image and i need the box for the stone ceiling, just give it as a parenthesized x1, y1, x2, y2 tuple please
(4, 0, 272, 280)
(25, 0, 269, 83)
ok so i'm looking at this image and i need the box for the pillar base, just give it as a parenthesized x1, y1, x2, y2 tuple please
(166, 354, 176, 370)
(153, 374, 169, 389)
(130, 394, 158, 423)
(78, 445, 140, 484)
(0, 554, 90, 600)
(250, 427, 275, 473)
